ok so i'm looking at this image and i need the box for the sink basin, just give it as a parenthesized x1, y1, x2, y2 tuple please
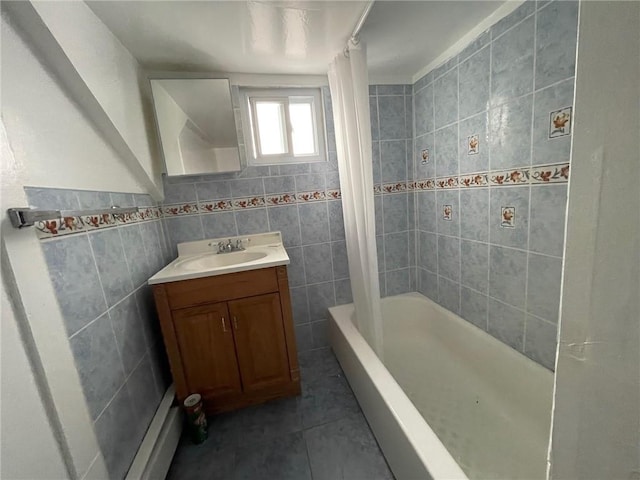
(148, 232, 291, 285)
(174, 251, 268, 271)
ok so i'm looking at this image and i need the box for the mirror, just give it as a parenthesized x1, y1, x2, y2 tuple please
(150, 78, 241, 176)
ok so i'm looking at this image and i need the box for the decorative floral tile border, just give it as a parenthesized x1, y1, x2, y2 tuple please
(163, 203, 199, 216)
(490, 169, 530, 186)
(415, 179, 436, 190)
(35, 162, 569, 240)
(326, 189, 341, 200)
(297, 191, 326, 202)
(161, 163, 570, 217)
(35, 207, 162, 239)
(530, 164, 570, 184)
(436, 176, 459, 189)
(232, 197, 265, 209)
(199, 200, 233, 212)
(381, 182, 407, 194)
(162, 189, 331, 218)
(407, 162, 569, 192)
(265, 193, 297, 206)
(459, 173, 489, 187)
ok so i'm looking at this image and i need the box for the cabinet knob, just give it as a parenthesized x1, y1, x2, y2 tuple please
(233, 316, 239, 330)
(221, 317, 228, 332)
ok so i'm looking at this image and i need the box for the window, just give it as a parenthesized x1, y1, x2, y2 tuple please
(240, 88, 326, 165)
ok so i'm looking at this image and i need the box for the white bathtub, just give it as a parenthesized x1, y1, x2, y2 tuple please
(329, 292, 553, 480)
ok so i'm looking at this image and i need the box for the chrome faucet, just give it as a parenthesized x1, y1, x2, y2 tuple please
(215, 238, 245, 254)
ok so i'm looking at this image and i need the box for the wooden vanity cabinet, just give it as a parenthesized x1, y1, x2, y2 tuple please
(229, 293, 291, 392)
(172, 302, 241, 399)
(152, 265, 300, 414)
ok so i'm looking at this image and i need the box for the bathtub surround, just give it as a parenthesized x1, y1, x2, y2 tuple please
(412, 0, 578, 370)
(26, 187, 173, 479)
(328, 43, 383, 356)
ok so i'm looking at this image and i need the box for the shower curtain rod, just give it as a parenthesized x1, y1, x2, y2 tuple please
(349, 0, 375, 45)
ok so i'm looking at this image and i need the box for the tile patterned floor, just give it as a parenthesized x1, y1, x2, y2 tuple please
(166, 348, 394, 480)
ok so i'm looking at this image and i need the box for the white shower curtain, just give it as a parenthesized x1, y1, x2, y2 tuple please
(328, 41, 383, 355)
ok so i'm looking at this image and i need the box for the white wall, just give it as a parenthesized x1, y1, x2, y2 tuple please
(0, 246, 69, 479)
(0, 5, 163, 478)
(1, 10, 148, 194)
(30, 0, 163, 192)
(0, 114, 109, 479)
(2, 1, 164, 198)
(549, 1, 640, 478)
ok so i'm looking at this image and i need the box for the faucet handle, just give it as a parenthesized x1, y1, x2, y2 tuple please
(235, 239, 245, 250)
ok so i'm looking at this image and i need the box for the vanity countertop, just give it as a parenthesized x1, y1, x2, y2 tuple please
(148, 231, 289, 285)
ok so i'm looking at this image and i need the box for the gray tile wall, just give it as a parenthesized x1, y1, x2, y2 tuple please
(412, 0, 578, 370)
(26, 187, 173, 480)
(369, 85, 417, 296)
(161, 84, 415, 353)
(162, 171, 350, 354)
(161, 87, 345, 354)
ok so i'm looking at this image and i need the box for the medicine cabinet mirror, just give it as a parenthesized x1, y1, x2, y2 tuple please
(150, 78, 241, 176)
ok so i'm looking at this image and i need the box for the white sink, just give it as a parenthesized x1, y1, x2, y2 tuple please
(148, 232, 290, 285)
(173, 251, 268, 271)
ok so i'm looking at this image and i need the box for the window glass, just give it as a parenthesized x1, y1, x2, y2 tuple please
(255, 101, 287, 155)
(289, 100, 316, 155)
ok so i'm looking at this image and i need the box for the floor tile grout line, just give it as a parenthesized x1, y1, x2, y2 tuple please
(303, 434, 315, 480)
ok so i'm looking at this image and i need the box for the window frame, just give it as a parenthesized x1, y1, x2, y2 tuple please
(240, 87, 327, 166)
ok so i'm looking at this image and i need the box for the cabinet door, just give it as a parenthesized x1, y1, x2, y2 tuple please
(173, 302, 242, 398)
(228, 293, 291, 392)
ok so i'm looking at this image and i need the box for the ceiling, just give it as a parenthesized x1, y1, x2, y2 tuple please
(87, 1, 369, 75)
(88, 1, 509, 83)
(361, 1, 505, 82)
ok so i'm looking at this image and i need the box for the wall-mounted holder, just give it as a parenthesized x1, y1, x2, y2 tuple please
(7, 206, 139, 229)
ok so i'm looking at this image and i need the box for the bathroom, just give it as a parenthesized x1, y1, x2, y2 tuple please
(1, 0, 638, 479)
